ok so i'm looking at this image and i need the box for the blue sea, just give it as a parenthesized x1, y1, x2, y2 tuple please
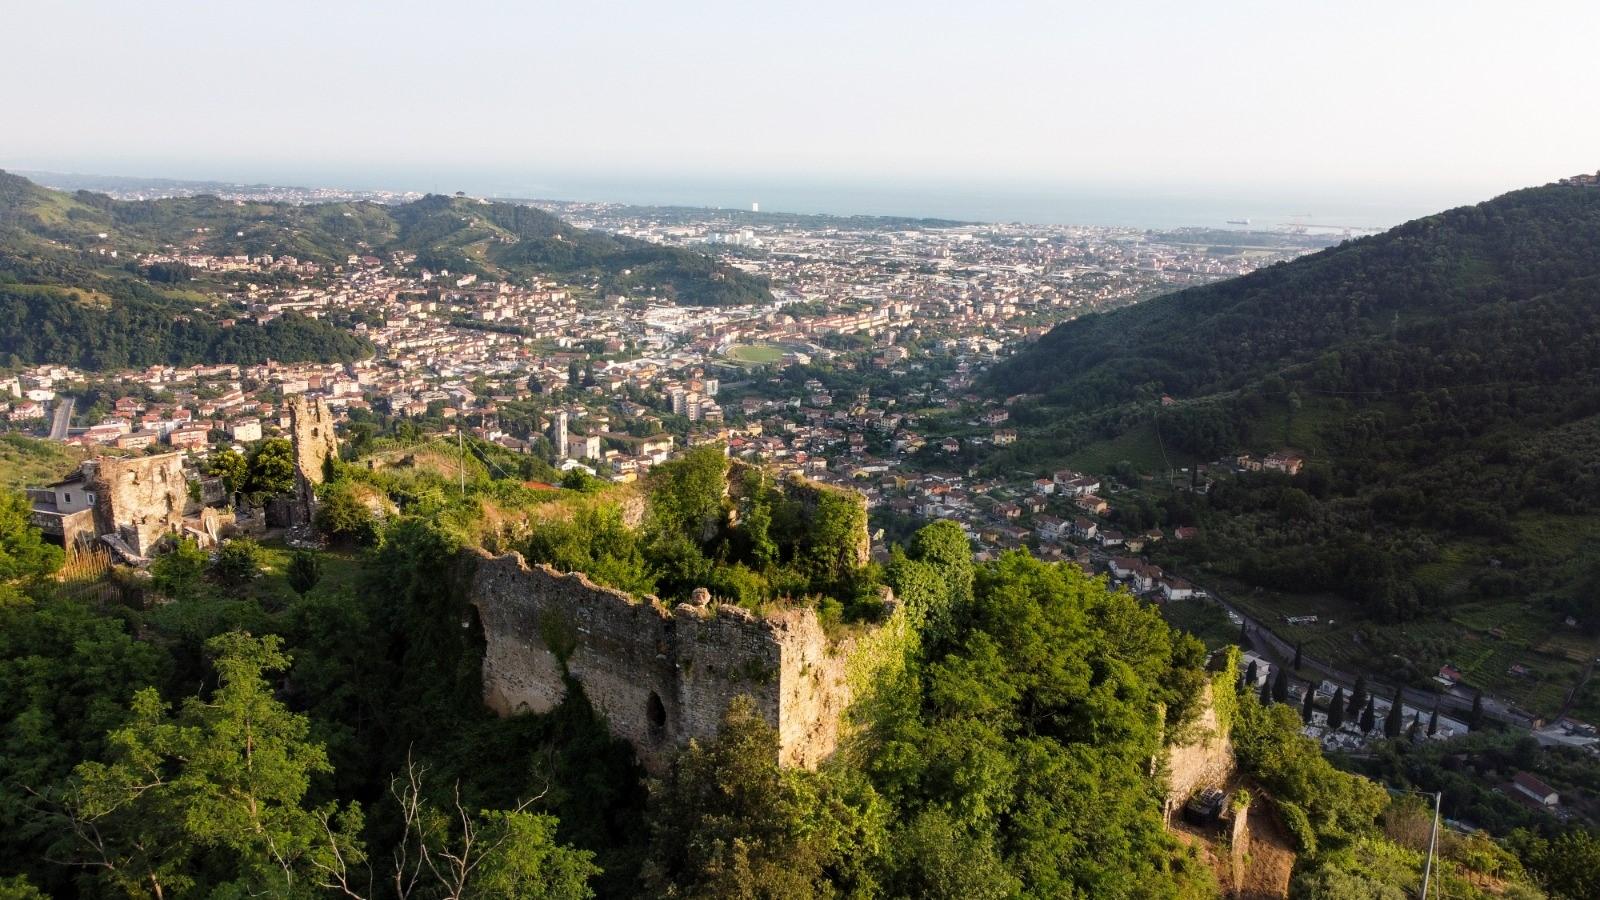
(360, 172, 1470, 231)
(337, 171, 1488, 231)
(13, 158, 1493, 230)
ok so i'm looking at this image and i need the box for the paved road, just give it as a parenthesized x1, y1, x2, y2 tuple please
(1206, 587, 1533, 729)
(48, 396, 74, 440)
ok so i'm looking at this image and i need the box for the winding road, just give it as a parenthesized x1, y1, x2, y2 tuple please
(48, 396, 74, 440)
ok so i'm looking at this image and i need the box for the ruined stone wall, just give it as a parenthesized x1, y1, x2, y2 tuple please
(470, 549, 890, 773)
(289, 397, 339, 525)
(89, 454, 188, 557)
(1165, 683, 1236, 811)
(290, 396, 339, 485)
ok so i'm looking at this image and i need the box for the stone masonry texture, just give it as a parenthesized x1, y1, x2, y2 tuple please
(469, 548, 885, 774)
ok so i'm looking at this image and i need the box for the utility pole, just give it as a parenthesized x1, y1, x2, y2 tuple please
(1419, 790, 1441, 899)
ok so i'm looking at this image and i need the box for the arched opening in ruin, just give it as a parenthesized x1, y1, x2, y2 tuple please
(646, 691, 667, 739)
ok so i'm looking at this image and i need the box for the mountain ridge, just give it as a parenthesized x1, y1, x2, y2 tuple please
(983, 178, 1600, 718)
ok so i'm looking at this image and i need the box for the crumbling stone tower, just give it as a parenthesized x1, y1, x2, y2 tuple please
(288, 396, 339, 526)
(89, 453, 188, 558)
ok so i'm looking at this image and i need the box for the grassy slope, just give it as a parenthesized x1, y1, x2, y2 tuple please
(0, 435, 84, 490)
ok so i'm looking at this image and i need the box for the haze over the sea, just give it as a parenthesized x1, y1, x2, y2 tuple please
(15, 160, 1483, 231)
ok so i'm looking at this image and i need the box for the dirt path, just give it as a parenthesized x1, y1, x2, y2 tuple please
(1235, 797, 1296, 900)
(1168, 789, 1296, 899)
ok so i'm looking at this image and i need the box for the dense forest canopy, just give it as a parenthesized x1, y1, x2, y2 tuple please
(989, 181, 1600, 411)
(0, 425, 1588, 897)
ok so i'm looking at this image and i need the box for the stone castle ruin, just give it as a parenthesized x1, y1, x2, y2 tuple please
(287, 396, 339, 525)
(29, 452, 231, 561)
(469, 472, 901, 773)
(29, 396, 337, 560)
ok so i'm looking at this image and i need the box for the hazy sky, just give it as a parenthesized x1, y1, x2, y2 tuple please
(4, 0, 1597, 202)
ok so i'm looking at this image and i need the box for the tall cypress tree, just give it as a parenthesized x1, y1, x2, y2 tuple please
(1470, 690, 1484, 729)
(1384, 689, 1405, 739)
(1328, 688, 1345, 730)
(1360, 696, 1376, 733)
(1348, 676, 1367, 718)
(1428, 705, 1440, 737)
(1246, 660, 1259, 689)
(1292, 642, 1303, 671)
(1301, 681, 1316, 724)
(1260, 668, 1274, 706)
(1273, 667, 1289, 703)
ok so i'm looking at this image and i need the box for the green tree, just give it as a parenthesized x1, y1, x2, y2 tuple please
(525, 502, 656, 597)
(1348, 675, 1367, 719)
(464, 807, 599, 899)
(311, 757, 599, 900)
(149, 538, 209, 601)
(1384, 690, 1404, 739)
(0, 876, 46, 899)
(1328, 687, 1345, 730)
(61, 632, 362, 898)
(1234, 692, 1389, 847)
(1302, 681, 1316, 723)
(889, 519, 975, 629)
(873, 551, 1213, 897)
(1519, 828, 1600, 900)
(0, 595, 167, 894)
(642, 696, 864, 898)
(211, 537, 263, 586)
(314, 482, 379, 546)
(1292, 838, 1412, 900)
(560, 467, 603, 492)
(205, 447, 249, 497)
(646, 445, 729, 549)
(889, 808, 1018, 899)
(244, 437, 296, 503)
(0, 490, 63, 586)
(286, 550, 322, 597)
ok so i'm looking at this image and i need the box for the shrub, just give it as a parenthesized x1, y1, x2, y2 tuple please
(211, 538, 263, 586)
(286, 550, 322, 597)
(1279, 801, 1319, 855)
(315, 483, 380, 546)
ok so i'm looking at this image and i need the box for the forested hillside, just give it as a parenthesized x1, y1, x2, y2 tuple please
(0, 170, 769, 311)
(0, 173, 373, 368)
(983, 180, 1600, 713)
(990, 181, 1600, 411)
(1, 427, 1586, 897)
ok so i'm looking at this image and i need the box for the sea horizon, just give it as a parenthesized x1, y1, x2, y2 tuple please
(9, 162, 1497, 232)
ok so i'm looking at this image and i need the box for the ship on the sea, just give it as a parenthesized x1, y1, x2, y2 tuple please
(1226, 218, 1251, 225)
